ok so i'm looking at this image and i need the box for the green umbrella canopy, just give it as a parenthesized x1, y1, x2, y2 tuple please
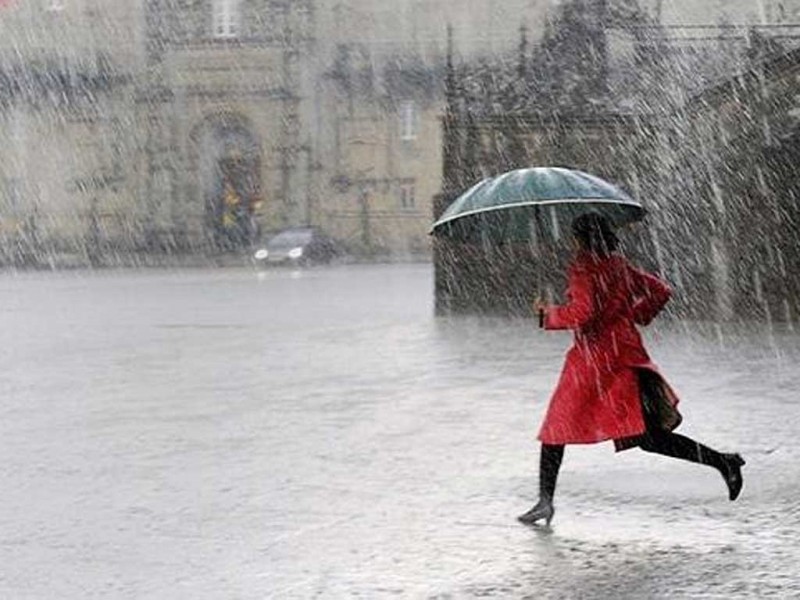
(431, 167, 645, 243)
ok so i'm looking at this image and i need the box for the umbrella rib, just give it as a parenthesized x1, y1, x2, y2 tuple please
(430, 198, 644, 232)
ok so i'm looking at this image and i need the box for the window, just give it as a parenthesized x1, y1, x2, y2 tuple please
(213, 0, 241, 39)
(398, 100, 418, 141)
(399, 182, 415, 209)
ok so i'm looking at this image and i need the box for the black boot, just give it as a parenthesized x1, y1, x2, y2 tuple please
(518, 444, 563, 526)
(640, 430, 746, 501)
(721, 453, 745, 501)
(517, 499, 554, 526)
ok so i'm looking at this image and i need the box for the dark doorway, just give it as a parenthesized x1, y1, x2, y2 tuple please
(190, 114, 262, 251)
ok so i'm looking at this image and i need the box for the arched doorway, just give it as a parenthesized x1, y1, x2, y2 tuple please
(188, 113, 262, 251)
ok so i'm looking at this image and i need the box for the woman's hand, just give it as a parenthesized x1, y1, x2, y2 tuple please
(534, 297, 547, 329)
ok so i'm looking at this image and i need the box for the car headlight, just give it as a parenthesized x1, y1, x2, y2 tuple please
(288, 247, 304, 259)
(254, 248, 269, 260)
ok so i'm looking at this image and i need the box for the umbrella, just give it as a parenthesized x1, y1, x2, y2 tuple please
(430, 167, 645, 245)
(430, 167, 646, 322)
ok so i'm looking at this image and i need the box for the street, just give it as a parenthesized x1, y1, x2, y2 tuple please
(1, 264, 798, 598)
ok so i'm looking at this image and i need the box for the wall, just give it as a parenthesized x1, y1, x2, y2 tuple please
(0, 0, 141, 265)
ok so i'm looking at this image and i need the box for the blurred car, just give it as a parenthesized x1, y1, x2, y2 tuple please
(253, 227, 344, 266)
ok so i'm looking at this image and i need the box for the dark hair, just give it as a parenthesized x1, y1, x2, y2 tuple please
(571, 212, 619, 257)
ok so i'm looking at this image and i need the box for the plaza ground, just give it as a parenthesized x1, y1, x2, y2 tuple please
(1, 264, 798, 598)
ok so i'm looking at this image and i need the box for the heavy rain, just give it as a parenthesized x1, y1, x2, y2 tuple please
(2, 1, 800, 598)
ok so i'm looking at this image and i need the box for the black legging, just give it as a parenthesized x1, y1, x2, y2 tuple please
(540, 443, 565, 501)
(636, 370, 727, 469)
(540, 432, 727, 499)
(539, 373, 727, 501)
(637, 428, 728, 469)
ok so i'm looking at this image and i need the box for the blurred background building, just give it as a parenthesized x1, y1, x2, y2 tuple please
(0, 0, 799, 266)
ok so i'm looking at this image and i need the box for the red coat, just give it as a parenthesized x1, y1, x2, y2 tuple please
(537, 252, 681, 447)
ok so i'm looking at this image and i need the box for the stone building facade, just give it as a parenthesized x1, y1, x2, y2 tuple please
(316, 54, 444, 257)
(138, 0, 318, 253)
(0, 0, 447, 265)
(0, 0, 142, 265)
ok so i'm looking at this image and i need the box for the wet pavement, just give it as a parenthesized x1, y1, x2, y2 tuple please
(1, 264, 799, 599)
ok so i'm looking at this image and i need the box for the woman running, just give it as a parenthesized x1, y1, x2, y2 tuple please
(518, 212, 745, 527)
